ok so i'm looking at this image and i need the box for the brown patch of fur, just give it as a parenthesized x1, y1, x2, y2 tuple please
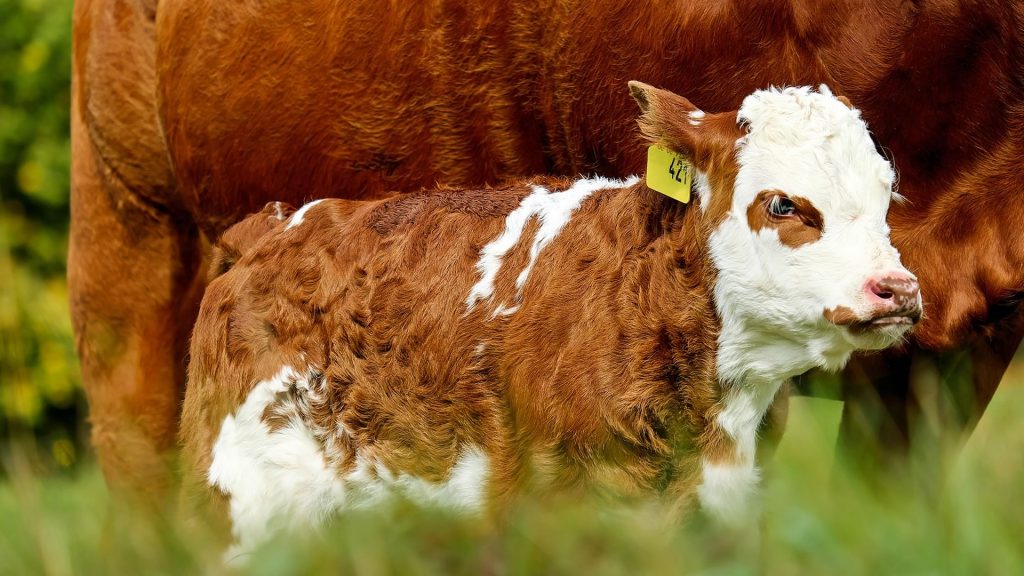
(260, 389, 295, 434)
(698, 419, 741, 467)
(824, 305, 860, 326)
(746, 189, 824, 248)
(368, 185, 532, 235)
(701, 120, 744, 227)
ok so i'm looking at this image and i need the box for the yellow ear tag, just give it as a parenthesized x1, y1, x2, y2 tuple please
(645, 145, 692, 203)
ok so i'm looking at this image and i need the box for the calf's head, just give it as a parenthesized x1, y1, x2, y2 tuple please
(629, 82, 921, 373)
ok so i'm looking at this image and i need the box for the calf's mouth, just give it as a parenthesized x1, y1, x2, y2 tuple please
(823, 305, 922, 333)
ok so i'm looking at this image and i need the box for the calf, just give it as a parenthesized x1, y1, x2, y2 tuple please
(181, 83, 920, 554)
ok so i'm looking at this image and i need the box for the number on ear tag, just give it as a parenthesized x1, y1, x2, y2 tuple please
(646, 145, 692, 203)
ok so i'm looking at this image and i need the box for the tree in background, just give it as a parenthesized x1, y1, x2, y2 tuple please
(0, 0, 81, 471)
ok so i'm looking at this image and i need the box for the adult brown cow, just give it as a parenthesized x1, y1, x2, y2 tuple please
(70, 0, 1024, 504)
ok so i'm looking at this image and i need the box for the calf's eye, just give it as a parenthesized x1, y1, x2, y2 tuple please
(768, 196, 796, 217)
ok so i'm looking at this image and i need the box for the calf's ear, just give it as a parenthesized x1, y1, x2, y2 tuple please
(209, 201, 296, 280)
(628, 81, 744, 171)
(816, 83, 856, 110)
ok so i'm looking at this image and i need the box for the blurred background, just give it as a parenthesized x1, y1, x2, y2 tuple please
(0, 0, 82, 472)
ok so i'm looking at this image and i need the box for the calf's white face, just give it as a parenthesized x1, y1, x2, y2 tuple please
(709, 86, 920, 369)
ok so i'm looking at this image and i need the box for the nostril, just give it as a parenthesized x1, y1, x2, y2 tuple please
(868, 273, 920, 306)
(869, 280, 896, 300)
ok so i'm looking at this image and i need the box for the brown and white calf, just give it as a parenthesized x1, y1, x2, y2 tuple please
(181, 83, 920, 554)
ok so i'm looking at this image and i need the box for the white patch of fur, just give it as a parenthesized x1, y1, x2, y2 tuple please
(697, 383, 780, 525)
(694, 86, 915, 523)
(698, 460, 761, 526)
(491, 303, 519, 318)
(716, 384, 782, 463)
(209, 367, 490, 561)
(272, 201, 286, 221)
(694, 171, 713, 212)
(285, 199, 325, 230)
(341, 447, 489, 513)
(383, 446, 489, 512)
(209, 366, 344, 561)
(465, 176, 639, 313)
(464, 186, 546, 311)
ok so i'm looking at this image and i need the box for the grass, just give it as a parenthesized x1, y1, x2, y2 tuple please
(2, 379, 1023, 575)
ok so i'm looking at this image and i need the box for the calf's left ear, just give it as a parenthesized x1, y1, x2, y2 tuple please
(209, 201, 296, 280)
(628, 81, 744, 171)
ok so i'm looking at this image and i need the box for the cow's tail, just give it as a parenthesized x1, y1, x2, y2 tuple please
(209, 201, 295, 279)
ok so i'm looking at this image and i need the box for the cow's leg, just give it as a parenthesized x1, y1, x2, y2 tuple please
(835, 354, 913, 481)
(904, 326, 1024, 479)
(71, 0, 205, 508)
(838, 320, 1024, 489)
(69, 110, 204, 509)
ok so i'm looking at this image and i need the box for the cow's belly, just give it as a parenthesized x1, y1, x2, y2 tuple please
(207, 366, 490, 559)
(156, 0, 550, 235)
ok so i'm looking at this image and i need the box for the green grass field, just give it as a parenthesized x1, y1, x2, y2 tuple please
(2, 381, 1022, 575)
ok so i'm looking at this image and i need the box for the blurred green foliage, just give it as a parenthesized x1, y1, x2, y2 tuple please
(2, 386, 1023, 574)
(0, 0, 81, 469)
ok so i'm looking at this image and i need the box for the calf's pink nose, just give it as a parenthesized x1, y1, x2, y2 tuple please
(866, 272, 921, 319)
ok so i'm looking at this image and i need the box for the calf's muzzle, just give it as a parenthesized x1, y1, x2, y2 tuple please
(864, 272, 922, 325)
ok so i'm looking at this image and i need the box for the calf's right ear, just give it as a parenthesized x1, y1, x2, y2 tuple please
(628, 81, 744, 171)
